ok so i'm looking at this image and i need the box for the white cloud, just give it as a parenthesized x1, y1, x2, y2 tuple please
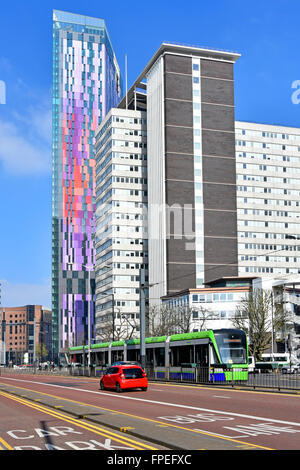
(1, 279, 51, 309)
(0, 85, 52, 175)
(0, 117, 51, 175)
(11, 94, 52, 146)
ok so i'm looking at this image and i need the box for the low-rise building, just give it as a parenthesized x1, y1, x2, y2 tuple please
(162, 276, 254, 332)
(0, 305, 52, 365)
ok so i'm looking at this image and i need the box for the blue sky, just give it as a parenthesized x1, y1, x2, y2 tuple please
(0, 0, 300, 307)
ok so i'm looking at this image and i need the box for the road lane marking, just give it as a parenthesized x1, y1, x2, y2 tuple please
(193, 423, 300, 440)
(4, 373, 299, 398)
(149, 381, 300, 398)
(0, 384, 272, 450)
(0, 390, 149, 449)
(1, 377, 299, 429)
(0, 436, 14, 450)
(214, 396, 231, 399)
(0, 391, 157, 450)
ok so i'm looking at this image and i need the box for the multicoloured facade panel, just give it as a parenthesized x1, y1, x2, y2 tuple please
(52, 10, 122, 358)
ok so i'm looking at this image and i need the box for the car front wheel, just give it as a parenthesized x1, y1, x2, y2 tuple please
(141, 387, 147, 391)
(100, 381, 105, 390)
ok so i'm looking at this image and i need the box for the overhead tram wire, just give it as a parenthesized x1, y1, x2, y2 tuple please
(145, 240, 300, 292)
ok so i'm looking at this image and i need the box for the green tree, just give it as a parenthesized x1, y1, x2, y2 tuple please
(36, 343, 48, 363)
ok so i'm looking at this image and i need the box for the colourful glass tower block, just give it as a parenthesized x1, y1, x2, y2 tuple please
(52, 10, 122, 358)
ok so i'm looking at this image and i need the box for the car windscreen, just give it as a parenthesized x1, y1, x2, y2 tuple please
(123, 368, 144, 379)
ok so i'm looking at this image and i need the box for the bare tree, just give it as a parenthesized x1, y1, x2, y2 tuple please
(147, 304, 177, 336)
(96, 308, 138, 342)
(272, 285, 293, 344)
(146, 303, 215, 336)
(96, 302, 220, 344)
(233, 288, 293, 360)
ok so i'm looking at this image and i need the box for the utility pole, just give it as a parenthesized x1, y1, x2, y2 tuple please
(140, 267, 146, 370)
(0, 318, 6, 365)
(33, 317, 36, 367)
(0, 281, 5, 365)
(104, 264, 115, 341)
(271, 291, 274, 361)
(111, 293, 115, 342)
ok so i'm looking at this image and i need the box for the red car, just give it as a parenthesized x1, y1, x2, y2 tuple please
(100, 364, 148, 392)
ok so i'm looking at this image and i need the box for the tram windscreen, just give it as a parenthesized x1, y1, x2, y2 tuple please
(214, 330, 247, 364)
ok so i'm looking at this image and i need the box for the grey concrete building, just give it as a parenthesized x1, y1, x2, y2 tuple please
(118, 42, 241, 305)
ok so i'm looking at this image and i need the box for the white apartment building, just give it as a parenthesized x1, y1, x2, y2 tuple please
(253, 276, 300, 358)
(162, 279, 252, 332)
(94, 108, 148, 341)
(236, 121, 300, 278)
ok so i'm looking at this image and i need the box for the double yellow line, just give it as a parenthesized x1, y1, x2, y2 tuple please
(0, 436, 14, 450)
(0, 384, 273, 450)
(0, 390, 158, 451)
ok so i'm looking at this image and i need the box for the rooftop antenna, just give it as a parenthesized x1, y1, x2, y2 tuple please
(125, 54, 128, 109)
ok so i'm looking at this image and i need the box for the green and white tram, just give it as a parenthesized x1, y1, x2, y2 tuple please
(69, 328, 248, 382)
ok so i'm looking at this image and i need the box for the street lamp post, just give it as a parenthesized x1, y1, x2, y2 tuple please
(139, 267, 146, 370)
(103, 263, 115, 341)
(271, 291, 274, 362)
(139, 269, 157, 371)
(0, 282, 5, 365)
(111, 293, 115, 342)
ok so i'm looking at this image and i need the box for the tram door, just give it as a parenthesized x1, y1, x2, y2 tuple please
(195, 344, 209, 366)
(194, 344, 209, 382)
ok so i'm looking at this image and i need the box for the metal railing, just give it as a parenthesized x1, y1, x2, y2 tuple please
(1, 365, 300, 392)
(247, 369, 300, 391)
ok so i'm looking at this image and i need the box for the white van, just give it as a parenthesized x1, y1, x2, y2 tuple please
(248, 356, 255, 373)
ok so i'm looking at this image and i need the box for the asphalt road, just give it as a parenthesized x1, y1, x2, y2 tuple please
(0, 371, 300, 451)
(0, 390, 161, 451)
